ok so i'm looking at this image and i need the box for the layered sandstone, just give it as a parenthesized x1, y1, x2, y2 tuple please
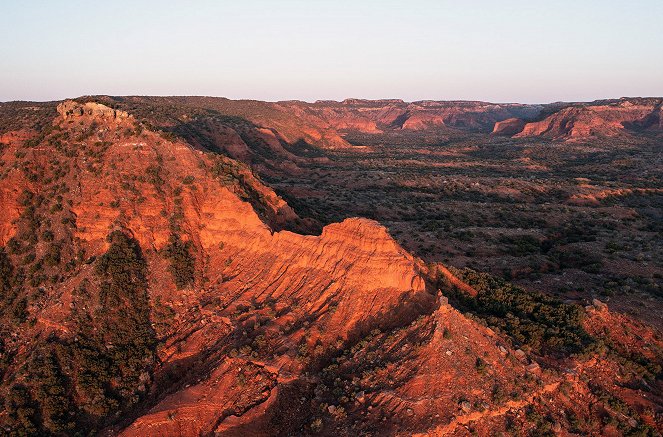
(114, 96, 544, 149)
(301, 99, 541, 133)
(492, 117, 526, 136)
(0, 103, 437, 435)
(515, 98, 663, 140)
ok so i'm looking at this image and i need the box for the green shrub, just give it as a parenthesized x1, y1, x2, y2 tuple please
(30, 349, 75, 433)
(31, 230, 159, 431)
(499, 234, 542, 256)
(41, 230, 55, 242)
(43, 243, 62, 267)
(446, 268, 594, 356)
(0, 248, 13, 296)
(4, 384, 40, 435)
(11, 297, 28, 323)
(145, 165, 164, 192)
(163, 234, 195, 289)
(0, 247, 19, 317)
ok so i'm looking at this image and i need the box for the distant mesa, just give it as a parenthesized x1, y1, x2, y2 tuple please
(341, 98, 406, 106)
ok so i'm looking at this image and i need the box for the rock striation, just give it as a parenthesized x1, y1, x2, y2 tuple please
(514, 98, 663, 140)
(492, 117, 526, 136)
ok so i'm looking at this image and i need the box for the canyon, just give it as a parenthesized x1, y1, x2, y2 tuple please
(0, 97, 661, 436)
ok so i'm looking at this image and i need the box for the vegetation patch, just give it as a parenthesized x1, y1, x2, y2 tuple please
(3, 231, 156, 435)
(442, 267, 595, 356)
(0, 247, 14, 305)
(163, 233, 195, 289)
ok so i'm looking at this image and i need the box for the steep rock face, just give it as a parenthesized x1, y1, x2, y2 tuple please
(299, 100, 542, 133)
(515, 98, 663, 140)
(0, 132, 31, 245)
(200, 122, 254, 161)
(120, 214, 430, 436)
(492, 117, 526, 136)
(400, 101, 540, 132)
(0, 102, 436, 435)
(108, 129, 431, 434)
(57, 100, 130, 121)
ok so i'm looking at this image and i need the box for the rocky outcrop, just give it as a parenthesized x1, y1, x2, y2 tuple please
(0, 184, 20, 246)
(492, 117, 525, 136)
(56, 99, 130, 121)
(0, 132, 30, 245)
(515, 98, 663, 140)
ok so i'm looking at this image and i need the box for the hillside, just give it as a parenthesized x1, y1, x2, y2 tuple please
(0, 99, 661, 436)
(513, 98, 663, 140)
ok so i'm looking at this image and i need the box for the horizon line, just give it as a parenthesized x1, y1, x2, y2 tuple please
(2, 94, 662, 106)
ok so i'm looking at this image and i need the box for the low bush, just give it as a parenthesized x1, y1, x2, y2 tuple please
(163, 234, 195, 289)
(445, 267, 594, 356)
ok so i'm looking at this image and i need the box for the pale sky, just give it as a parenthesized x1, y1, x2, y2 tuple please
(1, 0, 661, 103)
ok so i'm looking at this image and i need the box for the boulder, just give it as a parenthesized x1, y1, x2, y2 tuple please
(592, 298, 608, 312)
(526, 362, 540, 373)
